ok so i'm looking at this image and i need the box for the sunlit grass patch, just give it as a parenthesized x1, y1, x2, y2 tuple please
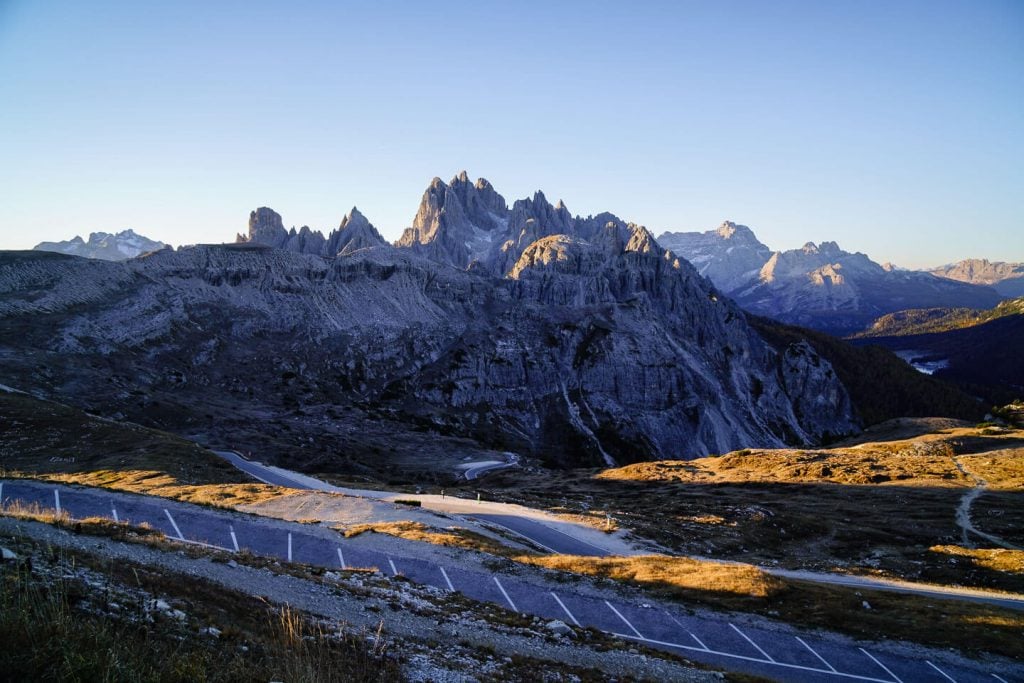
(930, 545, 1024, 575)
(516, 554, 782, 598)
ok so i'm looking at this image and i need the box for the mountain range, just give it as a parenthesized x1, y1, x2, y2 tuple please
(928, 259, 1024, 298)
(33, 229, 166, 261)
(658, 223, 1003, 335)
(0, 173, 866, 474)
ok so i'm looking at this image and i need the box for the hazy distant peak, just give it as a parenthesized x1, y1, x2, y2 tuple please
(34, 228, 166, 261)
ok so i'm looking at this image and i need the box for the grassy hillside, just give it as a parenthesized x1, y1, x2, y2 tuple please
(749, 316, 985, 425)
(488, 419, 1024, 594)
(0, 390, 287, 508)
(853, 297, 1024, 338)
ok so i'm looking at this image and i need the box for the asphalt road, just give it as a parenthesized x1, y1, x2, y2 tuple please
(214, 450, 613, 557)
(1, 479, 1017, 683)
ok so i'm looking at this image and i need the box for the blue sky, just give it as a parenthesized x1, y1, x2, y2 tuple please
(1, 0, 1021, 267)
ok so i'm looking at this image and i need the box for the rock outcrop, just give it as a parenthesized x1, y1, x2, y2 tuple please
(34, 229, 166, 261)
(238, 207, 388, 258)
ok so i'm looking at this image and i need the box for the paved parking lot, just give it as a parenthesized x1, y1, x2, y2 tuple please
(1, 479, 1017, 683)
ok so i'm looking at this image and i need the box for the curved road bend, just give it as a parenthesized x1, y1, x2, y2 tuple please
(1, 478, 1017, 683)
(214, 450, 610, 557)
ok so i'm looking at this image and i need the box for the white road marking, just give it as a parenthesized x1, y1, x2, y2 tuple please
(550, 592, 580, 626)
(991, 675, 1008, 683)
(860, 648, 904, 683)
(439, 566, 454, 591)
(927, 662, 957, 683)
(493, 577, 518, 613)
(665, 611, 709, 651)
(229, 526, 239, 552)
(605, 600, 643, 639)
(796, 636, 836, 672)
(388, 558, 398, 576)
(111, 506, 119, 523)
(730, 622, 775, 662)
(164, 509, 184, 540)
(337, 547, 346, 570)
(613, 632, 895, 683)
(54, 489, 61, 513)
(287, 532, 292, 562)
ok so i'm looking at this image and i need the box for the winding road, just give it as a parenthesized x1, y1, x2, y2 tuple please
(1, 477, 1018, 683)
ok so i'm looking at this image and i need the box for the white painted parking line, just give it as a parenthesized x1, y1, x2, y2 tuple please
(439, 566, 454, 591)
(54, 489, 61, 513)
(730, 623, 774, 662)
(111, 506, 119, 523)
(991, 675, 1008, 683)
(550, 592, 580, 626)
(665, 611, 709, 651)
(796, 636, 836, 672)
(388, 558, 399, 576)
(605, 600, 643, 639)
(493, 577, 518, 613)
(229, 526, 239, 552)
(927, 661, 957, 683)
(859, 648, 904, 683)
(615, 632, 894, 683)
(164, 509, 184, 540)
(337, 547, 346, 570)
(287, 533, 292, 562)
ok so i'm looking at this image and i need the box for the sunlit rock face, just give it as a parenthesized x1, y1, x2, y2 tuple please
(660, 225, 1001, 335)
(930, 259, 1024, 298)
(0, 174, 862, 468)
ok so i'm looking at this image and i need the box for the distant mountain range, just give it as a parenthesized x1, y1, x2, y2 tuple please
(658, 223, 1003, 335)
(34, 229, 166, 261)
(928, 259, 1024, 298)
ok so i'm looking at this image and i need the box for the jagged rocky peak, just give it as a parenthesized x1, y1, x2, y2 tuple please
(246, 207, 288, 246)
(33, 229, 167, 261)
(327, 207, 388, 256)
(397, 171, 510, 268)
(657, 220, 773, 293)
(240, 205, 387, 258)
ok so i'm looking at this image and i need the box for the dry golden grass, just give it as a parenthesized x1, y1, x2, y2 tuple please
(0, 392, 296, 510)
(597, 423, 1024, 489)
(340, 521, 528, 558)
(0, 500, 164, 542)
(930, 545, 1024, 575)
(517, 554, 782, 598)
(36, 469, 292, 509)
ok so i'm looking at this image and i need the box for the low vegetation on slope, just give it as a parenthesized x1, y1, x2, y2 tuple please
(854, 297, 1024, 338)
(0, 391, 289, 508)
(488, 419, 1024, 594)
(0, 541, 399, 682)
(749, 317, 985, 425)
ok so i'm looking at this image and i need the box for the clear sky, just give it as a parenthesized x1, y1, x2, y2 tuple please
(1, 0, 1021, 268)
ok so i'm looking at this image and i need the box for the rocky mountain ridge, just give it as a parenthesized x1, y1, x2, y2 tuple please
(0, 174, 863, 472)
(33, 229, 166, 261)
(929, 259, 1024, 298)
(236, 206, 389, 258)
(659, 225, 1002, 335)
